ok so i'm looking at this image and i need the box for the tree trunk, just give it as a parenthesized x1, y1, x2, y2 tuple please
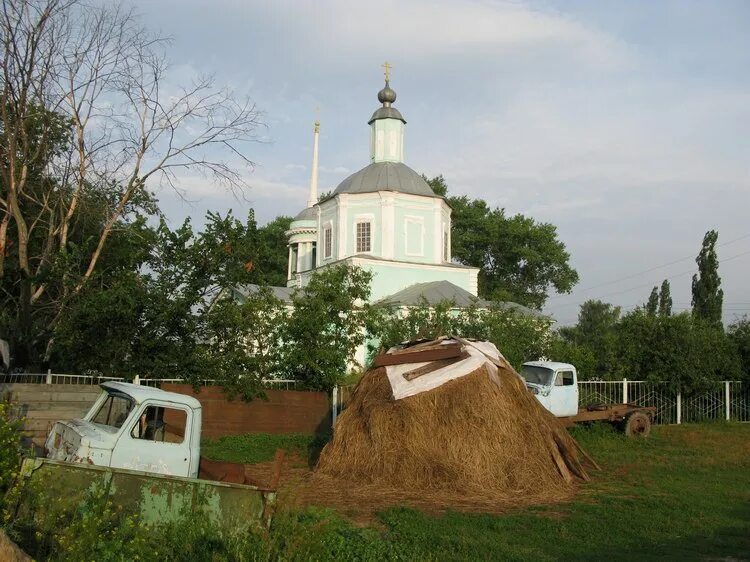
(0, 211, 9, 278)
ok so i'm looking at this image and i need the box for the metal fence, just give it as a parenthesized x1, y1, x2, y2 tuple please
(0, 372, 304, 390)
(4, 372, 748, 426)
(578, 379, 749, 425)
(332, 379, 750, 427)
(0, 372, 125, 385)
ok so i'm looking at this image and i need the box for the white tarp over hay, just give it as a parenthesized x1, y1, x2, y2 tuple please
(385, 339, 507, 400)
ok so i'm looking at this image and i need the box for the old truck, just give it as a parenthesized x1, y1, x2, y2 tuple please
(13, 382, 282, 529)
(521, 361, 655, 436)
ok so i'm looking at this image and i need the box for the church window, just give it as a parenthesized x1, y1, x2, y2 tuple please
(323, 227, 332, 259)
(405, 217, 424, 256)
(356, 221, 371, 253)
(291, 245, 298, 273)
(443, 230, 449, 261)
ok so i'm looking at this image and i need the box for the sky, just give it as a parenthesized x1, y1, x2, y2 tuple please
(130, 0, 750, 325)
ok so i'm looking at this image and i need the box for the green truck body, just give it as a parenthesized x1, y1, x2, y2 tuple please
(15, 457, 276, 531)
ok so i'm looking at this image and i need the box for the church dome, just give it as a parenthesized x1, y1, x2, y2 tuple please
(293, 206, 317, 221)
(333, 161, 440, 198)
(378, 82, 397, 104)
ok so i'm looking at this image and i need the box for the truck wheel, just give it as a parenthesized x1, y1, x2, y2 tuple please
(624, 412, 651, 437)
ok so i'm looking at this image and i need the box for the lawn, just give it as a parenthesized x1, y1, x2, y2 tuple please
(7, 424, 749, 561)
(208, 423, 750, 561)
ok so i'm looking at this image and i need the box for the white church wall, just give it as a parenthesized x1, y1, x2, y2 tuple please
(350, 258, 476, 302)
(343, 194, 383, 256)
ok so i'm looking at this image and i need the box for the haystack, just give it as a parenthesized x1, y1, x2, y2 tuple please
(316, 338, 592, 506)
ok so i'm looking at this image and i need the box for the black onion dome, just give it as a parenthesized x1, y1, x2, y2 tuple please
(378, 82, 397, 104)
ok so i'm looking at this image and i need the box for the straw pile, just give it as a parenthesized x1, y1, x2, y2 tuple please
(316, 346, 591, 506)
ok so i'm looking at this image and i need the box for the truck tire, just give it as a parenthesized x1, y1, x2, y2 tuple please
(624, 411, 651, 437)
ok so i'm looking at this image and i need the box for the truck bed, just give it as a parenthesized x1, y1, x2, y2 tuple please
(558, 404, 656, 427)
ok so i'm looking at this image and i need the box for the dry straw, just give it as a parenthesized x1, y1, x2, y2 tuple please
(316, 352, 592, 508)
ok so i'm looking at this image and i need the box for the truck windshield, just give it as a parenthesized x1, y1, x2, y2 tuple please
(91, 393, 134, 429)
(521, 365, 554, 386)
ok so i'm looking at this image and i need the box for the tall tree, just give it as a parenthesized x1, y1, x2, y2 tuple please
(646, 287, 659, 315)
(284, 265, 372, 390)
(658, 280, 672, 317)
(424, 175, 578, 308)
(1, 0, 261, 368)
(561, 300, 621, 376)
(255, 215, 292, 286)
(691, 230, 723, 325)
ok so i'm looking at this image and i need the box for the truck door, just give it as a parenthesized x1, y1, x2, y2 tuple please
(109, 401, 192, 477)
(549, 369, 578, 417)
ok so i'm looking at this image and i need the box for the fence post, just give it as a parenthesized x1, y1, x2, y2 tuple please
(676, 391, 682, 424)
(133, 375, 140, 386)
(332, 386, 338, 428)
(725, 381, 730, 421)
(622, 378, 628, 404)
(46, 369, 52, 385)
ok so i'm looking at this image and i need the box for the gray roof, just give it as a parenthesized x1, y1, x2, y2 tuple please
(233, 284, 294, 303)
(377, 280, 549, 319)
(378, 281, 486, 308)
(368, 106, 405, 124)
(333, 162, 439, 198)
(293, 206, 317, 221)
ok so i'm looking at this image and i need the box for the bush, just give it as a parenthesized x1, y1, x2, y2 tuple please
(614, 311, 741, 391)
(367, 299, 554, 369)
(728, 316, 750, 381)
(0, 402, 23, 498)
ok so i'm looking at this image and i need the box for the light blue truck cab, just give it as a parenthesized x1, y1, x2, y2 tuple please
(521, 361, 579, 418)
(45, 382, 202, 478)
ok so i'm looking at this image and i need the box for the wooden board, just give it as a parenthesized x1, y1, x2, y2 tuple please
(372, 343, 463, 367)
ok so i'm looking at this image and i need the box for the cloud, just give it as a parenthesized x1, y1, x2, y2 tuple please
(263, 0, 633, 70)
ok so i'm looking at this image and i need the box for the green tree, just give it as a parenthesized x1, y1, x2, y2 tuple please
(646, 287, 659, 315)
(367, 299, 554, 370)
(255, 216, 293, 286)
(284, 265, 373, 390)
(658, 280, 672, 317)
(53, 210, 272, 378)
(1, 1, 261, 370)
(691, 230, 723, 325)
(201, 286, 288, 399)
(728, 316, 750, 381)
(561, 300, 621, 376)
(615, 310, 740, 391)
(424, 175, 578, 308)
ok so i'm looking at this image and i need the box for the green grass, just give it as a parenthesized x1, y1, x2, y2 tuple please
(200, 432, 322, 465)
(10, 424, 748, 561)
(268, 423, 750, 561)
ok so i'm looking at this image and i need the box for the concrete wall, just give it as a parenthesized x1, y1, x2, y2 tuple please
(0, 383, 101, 445)
(162, 384, 332, 439)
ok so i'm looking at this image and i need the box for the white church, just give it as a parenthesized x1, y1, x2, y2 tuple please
(232, 68, 540, 321)
(282, 70, 483, 308)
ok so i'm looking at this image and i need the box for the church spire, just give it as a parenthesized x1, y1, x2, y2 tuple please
(369, 62, 406, 163)
(306, 118, 320, 208)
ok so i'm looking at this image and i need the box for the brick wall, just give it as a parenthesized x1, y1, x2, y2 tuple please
(162, 384, 332, 438)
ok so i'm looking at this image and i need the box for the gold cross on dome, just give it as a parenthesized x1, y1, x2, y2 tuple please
(382, 61, 392, 82)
